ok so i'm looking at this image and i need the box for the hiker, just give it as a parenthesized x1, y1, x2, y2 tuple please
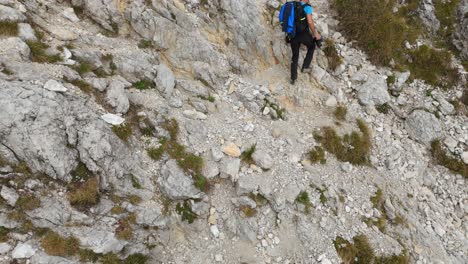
(280, 0, 322, 85)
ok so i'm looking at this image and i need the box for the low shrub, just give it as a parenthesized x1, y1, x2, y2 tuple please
(133, 80, 155, 90)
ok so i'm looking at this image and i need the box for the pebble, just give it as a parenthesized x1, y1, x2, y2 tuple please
(215, 254, 223, 262)
(210, 225, 220, 238)
(222, 142, 241, 157)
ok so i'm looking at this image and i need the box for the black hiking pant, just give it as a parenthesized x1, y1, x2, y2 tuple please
(290, 31, 316, 81)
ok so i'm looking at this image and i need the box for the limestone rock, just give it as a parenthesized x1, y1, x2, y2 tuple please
(356, 75, 391, 106)
(70, 227, 126, 254)
(44, 80, 67, 92)
(0, 243, 11, 255)
(12, 243, 36, 259)
(155, 64, 175, 99)
(0, 5, 26, 22)
(159, 160, 203, 200)
(222, 142, 241, 157)
(0, 186, 18, 206)
(136, 203, 167, 228)
(406, 110, 443, 145)
(101, 114, 125, 125)
(106, 80, 129, 114)
(252, 149, 273, 170)
(220, 157, 241, 181)
(18, 23, 36, 41)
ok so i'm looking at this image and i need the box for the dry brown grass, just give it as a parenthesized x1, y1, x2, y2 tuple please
(323, 39, 343, 71)
(0, 21, 18, 36)
(334, 105, 347, 121)
(41, 231, 80, 257)
(68, 177, 100, 209)
(314, 119, 372, 165)
(431, 140, 467, 178)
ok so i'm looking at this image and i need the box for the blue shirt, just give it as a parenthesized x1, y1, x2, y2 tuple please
(301, 2, 313, 15)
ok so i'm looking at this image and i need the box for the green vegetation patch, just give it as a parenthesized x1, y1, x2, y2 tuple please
(376, 103, 390, 114)
(332, 0, 459, 88)
(112, 124, 133, 142)
(197, 95, 215, 102)
(138, 39, 153, 49)
(176, 200, 197, 224)
(133, 79, 155, 90)
(26, 40, 61, 63)
(334, 235, 408, 264)
(308, 146, 326, 164)
(314, 119, 372, 165)
(296, 191, 312, 214)
(431, 140, 467, 178)
(240, 144, 256, 164)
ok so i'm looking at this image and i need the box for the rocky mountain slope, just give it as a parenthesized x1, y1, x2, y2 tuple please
(0, 0, 467, 263)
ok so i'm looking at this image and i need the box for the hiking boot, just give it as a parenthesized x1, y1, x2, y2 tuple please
(302, 67, 312, 73)
(290, 79, 296, 85)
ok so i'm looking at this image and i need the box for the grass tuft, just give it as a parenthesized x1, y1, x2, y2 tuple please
(334, 105, 347, 121)
(239, 205, 256, 217)
(0, 21, 18, 36)
(125, 253, 150, 264)
(309, 146, 326, 164)
(133, 80, 155, 90)
(128, 195, 142, 205)
(323, 39, 343, 71)
(0, 227, 9, 242)
(376, 103, 390, 114)
(296, 191, 312, 214)
(26, 40, 61, 63)
(71, 162, 92, 182)
(101, 253, 120, 264)
(431, 140, 467, 178)
(197, 95, 215, 102)
(176, 200, 197, 224)
(68, 177, 100, 210)
(407, 45, 459, 88)
(138, 40, 153, 49)
(112, 124, 133, 142)
(79, 249, 102, 263)
(240, 144, 256, 164)
(147, 146, 165, 160)
(75, 61, 93, 76)
(334, 235, 408, 264)
(16, 195, 41, 211)
(193, 174, 209, 192)
(386, 75, 396, 87)
(131, 175, 142, 189)
(314, 119, 372, 165)
(66, 78, 93, 93)
(116, 215, 134, 240)
(41, 231, 80, 257)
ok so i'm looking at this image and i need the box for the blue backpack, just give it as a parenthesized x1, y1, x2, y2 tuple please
(279, 1, 310, 40)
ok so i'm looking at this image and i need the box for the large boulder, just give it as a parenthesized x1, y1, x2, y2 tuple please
(69, 227, 126, 254)
(356, 74, 391, 106)
(405, 110, 443, 145)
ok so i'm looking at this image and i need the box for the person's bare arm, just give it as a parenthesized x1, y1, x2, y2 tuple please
(306, 14, 321, 40)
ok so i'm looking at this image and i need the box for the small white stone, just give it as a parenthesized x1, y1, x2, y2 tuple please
(1, 186, 19, 206)
(273, 236, 280, 245)
(0, 243, 12, 255)
(101, 114, 125, 125)
(12, 243, 36, 259)
(462, 152, 468, 164)
(325, 96, 337, 107)
(210, 225, 220, 238)
(345, 206, 351, 213)
(215, 254, 223, 262)
(44, 79, 67, 92)
(261, 239, 268, 247)
(263, 107, 270, 115)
